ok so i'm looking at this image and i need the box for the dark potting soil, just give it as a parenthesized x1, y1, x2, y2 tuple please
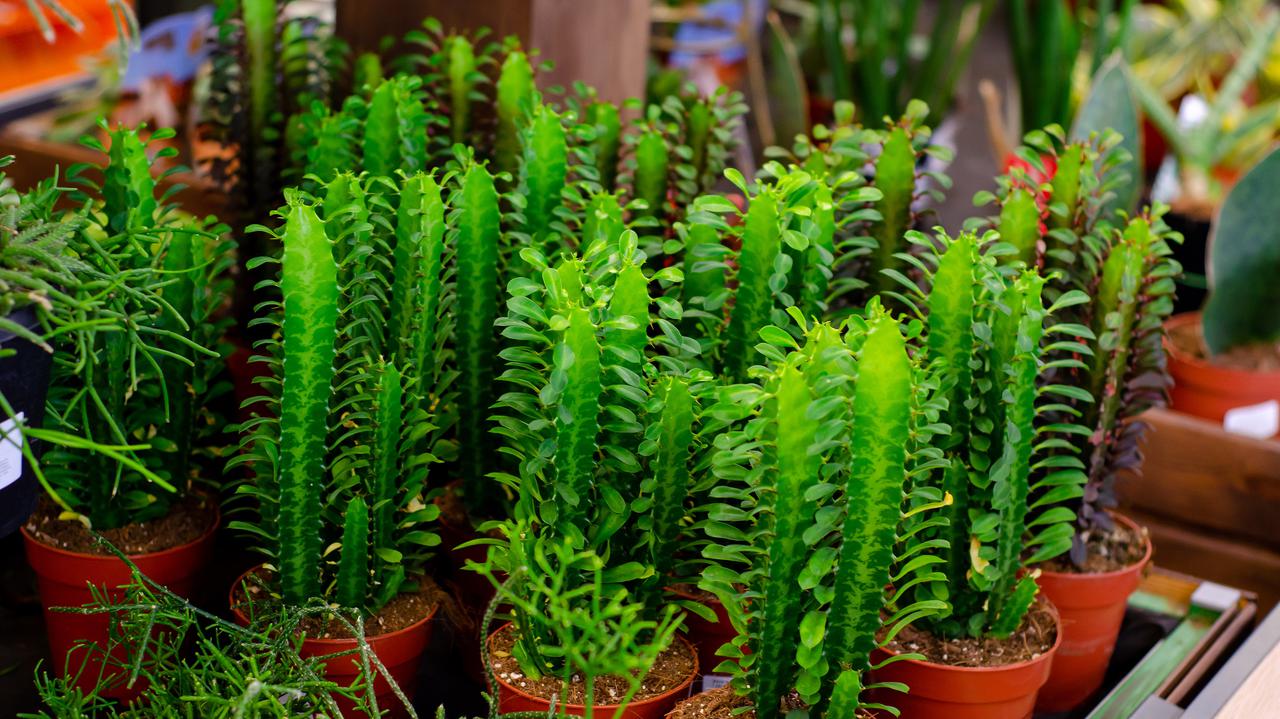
(23, 493, 217, 555)
(489, 623, 696, 706)
(233, 569, 444, 639)
(1169, 318, 1280, 372)
(1041, 519, 1148, 574)
(665, 686, 866, 719)
(883, 604, 1057, 668)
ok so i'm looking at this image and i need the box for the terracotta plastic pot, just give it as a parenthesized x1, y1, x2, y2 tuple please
(230, 568, 436, 719)
(666, 587, 737, 675)
(868, 606, 1061, 719)
(1166, 313, 1280, 433)
(1034, 514, 1151, 712)
(21, 505, 219, 701)
(488, 624, 698, 719)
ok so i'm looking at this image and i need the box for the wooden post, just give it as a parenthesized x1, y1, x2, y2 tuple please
(336, 0, 651, 105)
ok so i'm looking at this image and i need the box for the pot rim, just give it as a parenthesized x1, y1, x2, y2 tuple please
(1165, 312, 1280, 380)
(875, 600, 1063, 675)
(20, 498, 221, 561)
(664, 584, 724, 609)
(1036, 512, 1153, 581)
(486, 622, 700, 711)
(228, 565, 439, 645)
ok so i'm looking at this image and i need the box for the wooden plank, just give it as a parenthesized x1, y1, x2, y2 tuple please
(1185, 604, 1280, 717)
(1126, 509, 1280, 612)
(1213, 641, 1280, 717)
(1120, 409, 1280, 551)
(336, 0, 533, 57)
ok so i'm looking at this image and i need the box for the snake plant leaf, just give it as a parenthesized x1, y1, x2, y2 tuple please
(276, 194, 339, 605)
(1203, 147, 1280, 353)
(1072, 55, 1141, 218)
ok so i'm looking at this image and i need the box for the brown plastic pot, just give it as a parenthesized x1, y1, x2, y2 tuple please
(1166, 312, 1280, 434)
(868, 606, 1061, 719)
(21, 504, 219, 701)
(1034, 513, 1151, 712)
(230, 568, 436, 719)
(666, 586, 738, 675)
(488, 623, 699, 719)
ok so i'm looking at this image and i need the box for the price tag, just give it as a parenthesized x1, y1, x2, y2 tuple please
(0, 413, 25, 490)
(1223, 400, 1279, 440)
(701, 674, 731, 691)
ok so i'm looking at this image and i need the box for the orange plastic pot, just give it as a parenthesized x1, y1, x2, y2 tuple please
(1166, 313, 1280, 435)
(21, 506, 219, 701)
(868, 607, 1061, 719)
(1034, 514, 1151, 712)
(666, 587, 737, 675)
(488, 624, 698, 719)
(230, 568, 436, 719)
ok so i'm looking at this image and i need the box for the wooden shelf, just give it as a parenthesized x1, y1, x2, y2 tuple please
(1121, 409, 1280, 611)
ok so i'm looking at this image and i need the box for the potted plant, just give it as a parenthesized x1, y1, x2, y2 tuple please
(479, 232, 706, 717)
(870, 231, 1090, 717)
(17, 125, 231, 699)
(1031, 208, 1180, 711)
(229, 173, 453, 716)
(23, 542, 417, 719)
(667, 305, 949, 718)
(1166, 146, 1280, 432)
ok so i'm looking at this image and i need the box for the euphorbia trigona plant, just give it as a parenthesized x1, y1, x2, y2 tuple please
(689, 305, 949, 718)
(480, 229, 714, 700)
(232, 173, 450, 612)
(895, 230, 1091, 636)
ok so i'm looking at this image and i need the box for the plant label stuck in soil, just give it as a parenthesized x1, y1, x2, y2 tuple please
(0, 413, 25, 490)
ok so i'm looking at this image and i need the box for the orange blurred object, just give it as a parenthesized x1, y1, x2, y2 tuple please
(0, 0, 125, 96)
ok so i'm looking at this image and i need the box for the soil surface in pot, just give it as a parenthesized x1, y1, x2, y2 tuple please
(1041, 520, 1147, 574)
(666, 686, 862, 719)
(883, 605, 1057, 668)
(1169, 319, 1280, 371)
(24, 494, 217, 555)
(490, 623, 695, 706)
(233, 569, 443, 639)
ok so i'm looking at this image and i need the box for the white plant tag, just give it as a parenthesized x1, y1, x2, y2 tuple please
(0, 413, 26, 490)
(701, 674, 731, 691)
(1223, 400, 1279, 439)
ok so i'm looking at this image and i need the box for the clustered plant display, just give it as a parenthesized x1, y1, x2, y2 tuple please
(30, 124, 233, 529)
(12, 10, 1211, 719)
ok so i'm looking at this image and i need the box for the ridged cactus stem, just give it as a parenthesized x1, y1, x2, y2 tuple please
(998, 188, 1042, 268)
(633, 129, 670, 226)
(276, 196, 339, 605)
(520, 104, 568, 258)
(644, 376, 695, 600)
(370, 362, 404, 581)
(335, 496, 370, 608)
(554, 305, 603, 528)
(453, 163, 503, 502)
(445, 36, 477, 145)
(869, 126, 916, 294)
(824, 307, 912, 685)
(724, 192, 780, 381)
(391, 173, 447, 387)
(986, 273, 1047, 635)
(495, 51, 535, 179)
(589, 102, 622, 191)
(753, 363, 819, 719)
